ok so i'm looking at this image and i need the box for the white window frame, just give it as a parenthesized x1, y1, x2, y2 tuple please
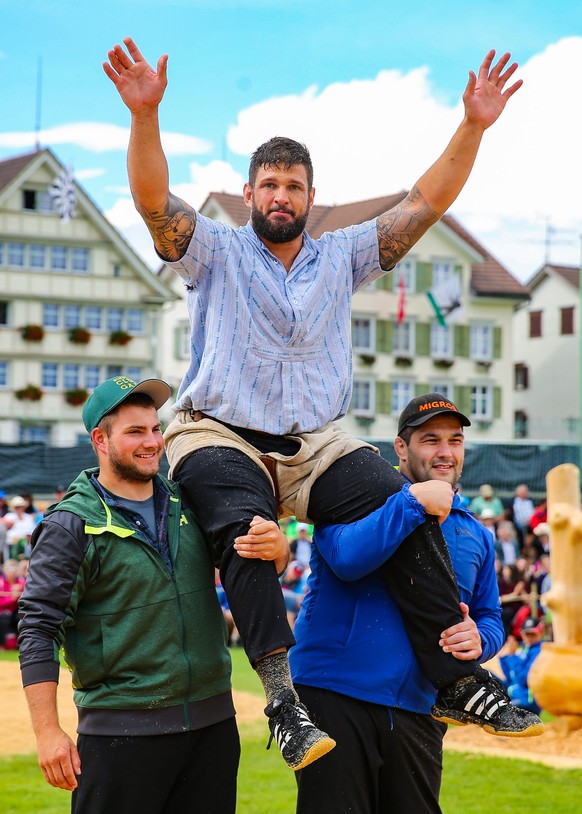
(391, 380, 414, 415)
(127, 309, 145, 334)
(71, 247, 90, 273)
(429, 380, 453, 400)
(63, 305, 81, 329)
(352, 315, 376, 354)
(29, 244, 47, 270)
(470, 322, 494, 361)
(393, 256, 417, 293)
(50, 245, 68, 271)
(86, 307, 103, 331)
(430, 322, 453, 359)
(8, 243, 25, 268)
(352, 377, 375, 417)
(431, 257, 455, 290)
(42, 363, 59, 390)
(392, 319, 415, 358)
(470, 384, 493, 420)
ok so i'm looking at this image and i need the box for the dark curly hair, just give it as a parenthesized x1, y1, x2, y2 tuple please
(249, 136, 313, 190)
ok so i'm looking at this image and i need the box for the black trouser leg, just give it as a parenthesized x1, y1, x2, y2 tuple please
(174, 447, 295, 663)
(307, 448, 476, 687)
(72, 720, 240, 814)
(295, 685, 445, 814)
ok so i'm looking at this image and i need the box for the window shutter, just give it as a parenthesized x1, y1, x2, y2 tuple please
(493, 326, 502, 359)
(415, 382, 430, 397)
(416, 262, 433, 293)
(493, 387, 502, 419)
(174, 327, 182, 360)
(454, 385, 472, 415)
(376, 273, 393, 291)
(454, 324, 470, 357)
(375, 381, 392, 415)
(415, 322, 431, 356)
(376, 319, 393, 353)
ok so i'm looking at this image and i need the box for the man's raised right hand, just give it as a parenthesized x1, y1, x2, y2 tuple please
(103, 36, 168, 114)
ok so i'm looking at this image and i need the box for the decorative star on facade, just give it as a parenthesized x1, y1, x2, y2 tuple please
(48, 165, 77, 223)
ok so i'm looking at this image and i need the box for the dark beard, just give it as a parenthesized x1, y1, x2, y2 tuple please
(109, 450, 160, 483)
(251, 206, 309, 244)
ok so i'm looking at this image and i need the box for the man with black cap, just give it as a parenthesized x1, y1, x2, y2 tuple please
(18, 376, 284, 813)
(289, 393, 543, 814)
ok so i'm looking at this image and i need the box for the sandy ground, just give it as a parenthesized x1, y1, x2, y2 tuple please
(0, 661, 265, 757)
(2, 661, 582, 769)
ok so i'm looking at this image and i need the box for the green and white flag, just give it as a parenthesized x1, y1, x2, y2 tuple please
(426, 275, 463, 326)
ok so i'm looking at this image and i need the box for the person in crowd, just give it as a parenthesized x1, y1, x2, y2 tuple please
(495, 520, 521, 566)
(289, 523, 313, 567)
(281, 561, 310, 631)
(470, 484, 505, 524)
(286, 394, 542, 814)
(478, 507, 497, 541)
(21, 493, 43, 523)
(105, 36, 523, 771)
(2, 496, 36, 562)
(0, 490, 9, 518)
(498, 563, 530, 640)
(529, 498, 547, 532)
(54, 484, 68, 503)
(532, 522, 551, 559)
(0, 559, 25, 649)
(18, 376, 281, 813)
(510, 484, 535, 548)
(498, 617, 545, 714)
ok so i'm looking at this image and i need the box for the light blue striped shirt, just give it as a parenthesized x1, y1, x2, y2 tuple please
(166, 213, 385, 435)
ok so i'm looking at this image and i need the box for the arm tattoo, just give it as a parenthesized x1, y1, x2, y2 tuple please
(137, 193, 197, 262)
(377, 185, 439, 270)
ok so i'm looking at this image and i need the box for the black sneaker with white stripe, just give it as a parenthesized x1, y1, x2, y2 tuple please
(431, 666, 544, 737)
(265, 689, 336, 770)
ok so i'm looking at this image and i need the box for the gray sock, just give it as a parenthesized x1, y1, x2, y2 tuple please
(254, 651, 299, 705)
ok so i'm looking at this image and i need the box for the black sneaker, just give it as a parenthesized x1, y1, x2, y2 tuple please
(265, 689, 336, 770)
(431, 666, 544, 737)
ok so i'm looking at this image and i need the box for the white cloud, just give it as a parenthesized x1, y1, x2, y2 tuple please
(75, 167, 105, 181)
(172, 159, 245, 208)
(228, 67, 457, 205)
(0, 122, 211, 155)
(224, 38, 582, 280)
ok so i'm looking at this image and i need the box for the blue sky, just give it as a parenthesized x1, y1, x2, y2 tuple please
(1, 0, 581, 280)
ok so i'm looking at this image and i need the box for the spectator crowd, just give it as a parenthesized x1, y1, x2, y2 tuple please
(1, 477, 552, 716)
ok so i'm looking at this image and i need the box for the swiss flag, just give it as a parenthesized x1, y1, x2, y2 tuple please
(397, 274, 406, 324)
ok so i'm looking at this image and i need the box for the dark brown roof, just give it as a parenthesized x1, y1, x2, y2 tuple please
(440, 213, 528, 298)
(0, 151, 39, 193)
(202, 191, 528, 299)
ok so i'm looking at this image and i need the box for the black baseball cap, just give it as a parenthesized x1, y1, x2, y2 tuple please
(398, 392, 471, 435)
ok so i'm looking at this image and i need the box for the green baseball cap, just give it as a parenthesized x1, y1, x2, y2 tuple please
(82, 376, 172, 433)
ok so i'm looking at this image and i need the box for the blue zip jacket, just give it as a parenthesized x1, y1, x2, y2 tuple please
(290, 484, 504, 714)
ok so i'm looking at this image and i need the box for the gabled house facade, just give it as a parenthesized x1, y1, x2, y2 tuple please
(157, 191, 528, 440)
(513, 263, 579, 441)
(0, 149, 177, 446)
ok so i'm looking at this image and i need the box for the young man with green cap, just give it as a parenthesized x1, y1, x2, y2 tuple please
(18, 376, 285, 814)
